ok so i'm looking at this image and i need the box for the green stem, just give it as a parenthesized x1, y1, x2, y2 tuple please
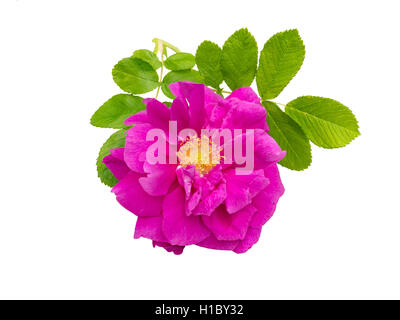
(153, 38, 180, 99)
(263, 99, 286, 108)
(152, 38, 181, 54)
(211, 88, 232, 95)
(155, 54, 164, 99)
(270, 101, 286, 108)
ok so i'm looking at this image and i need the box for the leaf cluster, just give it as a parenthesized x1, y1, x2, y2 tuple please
(91, 29, 360, 185)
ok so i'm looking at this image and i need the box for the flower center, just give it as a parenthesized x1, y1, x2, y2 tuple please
(177, 135, 222, 175)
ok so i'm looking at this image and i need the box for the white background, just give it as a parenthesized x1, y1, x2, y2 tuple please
(1, 0, 399, 299)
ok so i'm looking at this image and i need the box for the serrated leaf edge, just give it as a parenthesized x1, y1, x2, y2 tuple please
(264, 101, 312, 171)
(286, 96, 360, 149)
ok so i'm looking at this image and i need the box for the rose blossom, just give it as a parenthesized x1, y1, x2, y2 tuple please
(103, 81, 285, 254)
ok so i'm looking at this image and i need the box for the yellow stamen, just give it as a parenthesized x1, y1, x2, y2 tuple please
(177, 135, 222, 175)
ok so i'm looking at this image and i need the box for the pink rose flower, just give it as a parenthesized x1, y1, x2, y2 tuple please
(103, 81, 285, 254)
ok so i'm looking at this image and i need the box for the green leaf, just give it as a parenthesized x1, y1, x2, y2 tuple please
(163, 101, 172, 107)
(221, 28, 258, 91)
(256, 29, 305, 100)
(263, 101, 311, 170)
(195, 41, 223, 88)
(164, 52, 196, 71)
(112, 57, 159, 94)
(90, 94, 145, 129)
(96, 129, 127, 187)
(285, 96, 360, 148)
(161, 70, 204, 99)
(132, 49, 162, 70)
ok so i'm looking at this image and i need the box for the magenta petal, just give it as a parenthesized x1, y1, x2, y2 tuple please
(264, 163, 285, 197)
(234, 227, 262, 254)
(222, 98, 267, 130)
(191, 182, 227, 216)
(186, 190, 202, 214)
(143, 98, 170, 133)
(201, 165, 224, 187)
(102, 149, 130, 181)
(162, 186, 210, 246)
(109, 148, 125, 161)
(169, 81, 224, 129)
(134, 216, 165, 242)
(139, 162, 177, 196)
(152, 241, 184, 255)
(250, 195, 277, 228)
(250, 164, 285, 228)
(202, 205, 256, 241)
(124, 110, 149, 126)
(197, 234, 239, 251)
(206, 100, 231, 128)
(176, 165, 196, 199)
(227, 87, 261, 104)
(124, 124, 154, 173)
(183, 166, 225, 216)
(169, 81, 207, 133)
(170, 98, 190, 133)
(253, 130, 286, 168)
(224, 169, 269, 214)
(233, 129, 286, 170)
(111, 171, 163, 216)
(204, 85, 224, 105)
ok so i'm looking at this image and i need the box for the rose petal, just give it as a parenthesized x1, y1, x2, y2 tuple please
(222, 98, 268, 130)
(102, 148, 130, 181)
(169, 81, 207, 133)
(232, 129, 286, 170)
(170, 98, 190, 133)
(206, 100, 231, 128)
(224, 169, 269, 214)
(202, 205, 257, 241)
(109, 148, 125, 161)
(176, 165, 196, 199)
(162, 186, 210, 246)
(152, 241, 185, 255)
(124, 124, 154, 173)
(227, 87, 261, 104)
(234, 227, 262, 254)
(253, 130, 286, 168)
(111, 171, 163, 216)
(250, 164, 285, 228)
(197, 234, 239, 251)
(134, 216, 165, 242)
(139, 162, 177, 196)
(191, 182, 227, 216)
(143, 98, 170, 133)
(124, 110, 149, 126)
